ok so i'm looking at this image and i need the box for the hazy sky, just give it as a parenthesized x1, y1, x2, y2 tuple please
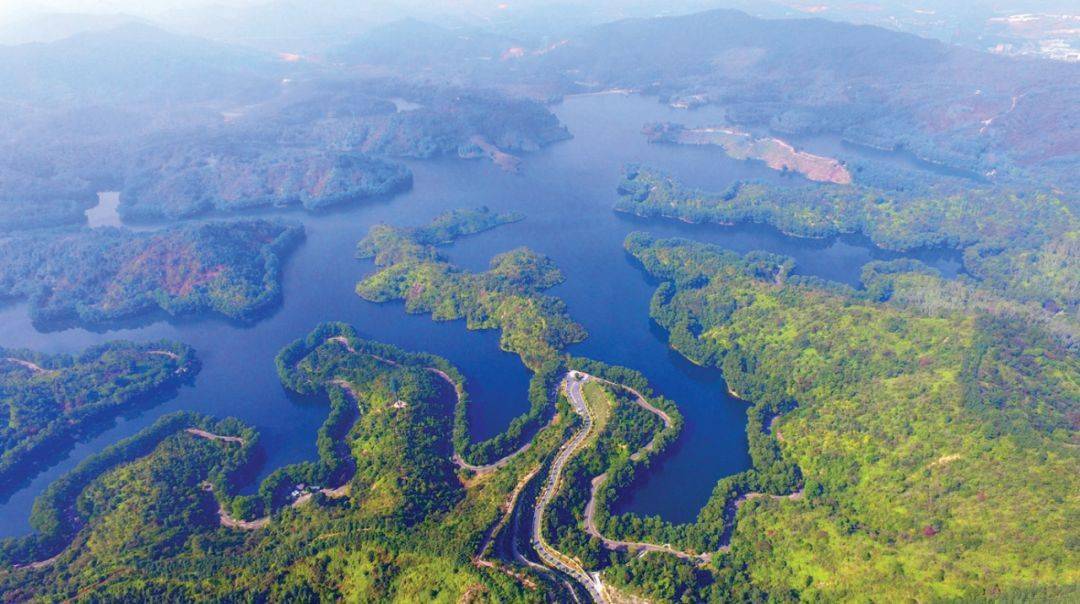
(2, 0, 255, 22)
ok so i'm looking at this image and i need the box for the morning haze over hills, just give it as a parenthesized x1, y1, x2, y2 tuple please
(0, 1, 1076, 602)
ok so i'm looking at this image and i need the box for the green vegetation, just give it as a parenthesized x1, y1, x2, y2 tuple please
(0, 412, 255, 568)
(617, 165, 1080, 315)
(0, 341, 196, 495)
(356, 209, 585, 371)
(275, 322, 461, 524)
(0, 219, 303, 326)
(614, 232, 1079, 601)
(861, 259, 1080, 349)
(0, 324, 575, 602)
(356, 209, 585, 464)
(542, 360, 683, 567)
(356, 207, 523, 266)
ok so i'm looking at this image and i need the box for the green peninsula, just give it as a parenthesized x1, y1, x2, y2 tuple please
(0, 325, 576, 602)
(0, 341, 196, 494)
(121, 142, 412, 220)
(616, 166, 1080, 315)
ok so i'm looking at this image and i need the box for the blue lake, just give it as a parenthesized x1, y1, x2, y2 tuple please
(0, 92, 962, 536)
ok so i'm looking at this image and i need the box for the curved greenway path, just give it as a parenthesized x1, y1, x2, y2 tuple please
(559, 372, 804, 571)
(329, 339, 802, 599)
(329, 336, 536, 475)
(575, 377, 715, 564)
(188, 405, 354, 532)
(531, 373, 608, 603)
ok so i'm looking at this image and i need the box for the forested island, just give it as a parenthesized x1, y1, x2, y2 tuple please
(0, 220, 303, 327)
(120, 142, 412, 220)
(0, 341, 196, 495)
(355, 208, 586, 371)
(356, 208, 586, 465)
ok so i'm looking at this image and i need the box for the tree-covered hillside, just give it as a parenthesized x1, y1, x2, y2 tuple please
(120, 139, 412, 220)
(614, 232, 1079, 601)
(616, 166, 1080, 324)
(0, 325, 580, 602)
(355, 209, 586, 371)
(0, 220, 303, 326)
(0, 341, 196, 495)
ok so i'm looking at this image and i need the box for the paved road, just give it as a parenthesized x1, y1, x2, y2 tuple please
(329, 336, 532, 475)
(578, 376, 714, 564)
(531, 372, 608, 604)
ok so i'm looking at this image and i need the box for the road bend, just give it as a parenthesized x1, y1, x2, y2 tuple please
(531, 372, 608, 603)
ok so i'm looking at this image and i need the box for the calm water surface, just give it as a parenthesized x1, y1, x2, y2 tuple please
(85, 191, 122, 228)
(0, 93, 962, 535)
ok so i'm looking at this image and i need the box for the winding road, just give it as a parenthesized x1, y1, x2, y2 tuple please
(327, 337, 796, 596)
(329, 335, 538, 475)
(184, 428, 246, 445)
(189, 378, 359, 531)
(531, 372, 608, 603)
(575, 377, 715, 564)
(2, 357, 50, 374)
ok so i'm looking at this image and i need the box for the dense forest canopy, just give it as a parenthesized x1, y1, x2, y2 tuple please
(0, 341, 196, 495)
(355, 209, 586, 371)
(0, 325, 583, 601)
(619, 233, 1079, 601)
(616, 166, 1080, 322)
(0, 220, 303, 326)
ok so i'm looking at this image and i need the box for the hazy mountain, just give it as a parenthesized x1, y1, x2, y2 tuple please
(333, 18, 522, 68)
(335, 9, 1076, 182)
(0, 22, 284, 103)
(533, 9, 1079, 173)
(0, 12, 146, 45)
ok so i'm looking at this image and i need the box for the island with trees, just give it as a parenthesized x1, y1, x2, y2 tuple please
(0, 219, 304, 327)
(355, 208, 586, 465)
(120, 141, 412, 220)
(356, 209, 585, 370)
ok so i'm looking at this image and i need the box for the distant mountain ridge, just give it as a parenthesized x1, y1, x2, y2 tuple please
(335, 9, 1078, 186)
(0, 12, 147, 46)
(0, 22, 285, 103)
